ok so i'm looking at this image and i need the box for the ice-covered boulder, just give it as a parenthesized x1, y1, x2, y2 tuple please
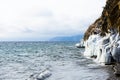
(111, 34, 120, 62)
(27, 69, 52, 80)
(84, 34, 101, 58)
(95, 34, 111, 64)
(75, 39, 85, 48)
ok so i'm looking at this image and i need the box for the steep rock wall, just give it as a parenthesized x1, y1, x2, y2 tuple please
(84, 0, 120, 41)
(83, 0, 120, 76)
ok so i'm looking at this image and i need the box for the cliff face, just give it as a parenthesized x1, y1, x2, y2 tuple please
(83, 0, 120, 76)
(84, 18, 102, 41)
(101, 0, 120, 34)
(84, 0, 120, 41)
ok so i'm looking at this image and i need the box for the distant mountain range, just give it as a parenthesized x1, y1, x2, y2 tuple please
(50, 34, 83, 41)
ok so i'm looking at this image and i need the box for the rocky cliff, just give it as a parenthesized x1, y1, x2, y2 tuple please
(84, 0, 120, 41)
(83, 0, 120, 77)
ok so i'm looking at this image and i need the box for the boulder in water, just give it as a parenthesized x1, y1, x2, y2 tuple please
(27, 69, 52, 80)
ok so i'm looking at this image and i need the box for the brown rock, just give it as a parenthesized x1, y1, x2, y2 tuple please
(84, 0, 120, 41)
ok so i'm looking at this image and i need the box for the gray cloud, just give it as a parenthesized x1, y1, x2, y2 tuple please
(0, 0, 106, 41)
(22, 27, 34, 33)
(36, 10, 53, 17)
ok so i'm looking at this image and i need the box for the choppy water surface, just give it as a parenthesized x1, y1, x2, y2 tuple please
(0, 42, 108, 80)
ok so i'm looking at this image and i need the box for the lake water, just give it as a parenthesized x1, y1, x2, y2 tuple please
(0, 42, 108, 80)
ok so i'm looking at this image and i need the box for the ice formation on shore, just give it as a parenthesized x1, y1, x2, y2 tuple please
(83, 30, 120, 65)
(83, 0, 120, 66)
(75, 39, 85, 48)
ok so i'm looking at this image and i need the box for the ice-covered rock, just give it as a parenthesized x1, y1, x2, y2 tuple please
(82, 0, 120, 75)
(96, 34, 111, 64)
(84, 34, 101, 58)
(111, 34, 120, 62)
(75, 43, 82, 48)
(75, 39, 85, 48)
(83, 32, 120, 65)
(27, 69, 52, 80)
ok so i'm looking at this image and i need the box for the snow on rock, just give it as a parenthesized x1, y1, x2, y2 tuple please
(83, 32, 120, 65)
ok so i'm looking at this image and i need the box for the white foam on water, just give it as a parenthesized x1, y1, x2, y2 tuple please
(0, 42, 109, 80)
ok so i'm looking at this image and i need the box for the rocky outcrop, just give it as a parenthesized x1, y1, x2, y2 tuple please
(27, 69, 52, 80)
(84, 18, 102, 41)
(84, 0, 120, 41)
(100, 0, 120, 35)
(75, 39, 85, 48)
(83, 0, 120, 76)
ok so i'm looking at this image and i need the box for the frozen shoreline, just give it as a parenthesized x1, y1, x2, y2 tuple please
(83, 32, 120, 65)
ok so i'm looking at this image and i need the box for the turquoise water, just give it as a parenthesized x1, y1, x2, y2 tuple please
(0, 42, 108, 80)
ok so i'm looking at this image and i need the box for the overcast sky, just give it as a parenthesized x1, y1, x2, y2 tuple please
(0, 0, 106, 41)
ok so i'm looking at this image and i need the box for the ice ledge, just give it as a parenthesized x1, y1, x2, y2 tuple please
(83, 32, 120, 65)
